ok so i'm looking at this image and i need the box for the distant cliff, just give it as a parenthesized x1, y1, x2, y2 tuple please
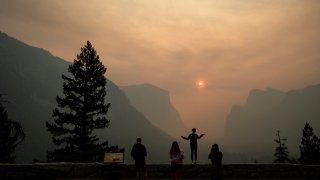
(224, 85, 320, 162)
(0, 32, 174, 163)
(121, 84, 186, 138)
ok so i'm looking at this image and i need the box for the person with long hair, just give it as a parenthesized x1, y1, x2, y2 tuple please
(208, 144, 223, 180)
(170, 141, 184, 180)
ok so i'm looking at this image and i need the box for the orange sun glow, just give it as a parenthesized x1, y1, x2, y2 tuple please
(197, 81, 205, 88)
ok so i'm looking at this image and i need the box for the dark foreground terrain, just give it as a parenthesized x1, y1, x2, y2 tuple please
(1, 163, 320, 179)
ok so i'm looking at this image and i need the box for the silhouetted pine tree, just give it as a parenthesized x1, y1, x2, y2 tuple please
(46, 41, 111, 162)
(0, 95, 25, 163)
(273, 130, 290, 163)
(299, 123, 320, 164)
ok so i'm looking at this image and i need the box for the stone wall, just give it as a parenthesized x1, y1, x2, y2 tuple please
(0, 163, 320, 179)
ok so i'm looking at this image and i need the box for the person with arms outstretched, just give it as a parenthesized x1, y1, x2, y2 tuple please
(181, 128, 205, 164)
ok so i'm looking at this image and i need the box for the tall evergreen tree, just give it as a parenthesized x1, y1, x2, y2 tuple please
(273, 130, 290, 163)
(46, 41, 111, 162)
(0, 95, 25, 163)
(299, 123, 320, 164)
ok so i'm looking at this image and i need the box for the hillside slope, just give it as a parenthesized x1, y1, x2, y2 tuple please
(0, 32, 174, 163)
(122, 83, 186, 138)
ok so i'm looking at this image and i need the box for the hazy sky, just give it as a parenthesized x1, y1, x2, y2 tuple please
(1, 0, 320, 138)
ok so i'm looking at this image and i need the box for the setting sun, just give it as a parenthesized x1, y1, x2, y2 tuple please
(197, 81, 205, 88)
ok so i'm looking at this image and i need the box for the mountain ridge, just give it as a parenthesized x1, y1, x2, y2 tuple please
(0, 32, 174, 163)
(121, 83, 187, 138)
(224, 84, 320, 162)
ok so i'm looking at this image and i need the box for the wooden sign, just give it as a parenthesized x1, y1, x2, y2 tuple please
(104, 152, 124, 164)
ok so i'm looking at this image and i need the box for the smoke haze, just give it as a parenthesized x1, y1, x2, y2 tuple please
(1, 0, 320, 139)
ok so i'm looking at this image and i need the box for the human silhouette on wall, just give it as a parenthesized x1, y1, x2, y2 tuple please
(131, 138, 148, 180)
(170, 141, 184, 180)
(208, 144, 223, 180)
(181, 128, 205, 164)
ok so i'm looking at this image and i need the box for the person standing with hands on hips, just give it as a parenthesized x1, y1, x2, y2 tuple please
(181, 128, 205, 164)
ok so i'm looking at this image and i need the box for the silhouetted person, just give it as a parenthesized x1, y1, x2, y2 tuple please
(208, 144, 223, 180)
(131, 138, 147, 180)
(181, 128, 205, 164)
(170, 141, 184, 180)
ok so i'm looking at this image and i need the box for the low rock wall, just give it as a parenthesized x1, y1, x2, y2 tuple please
(0, 163, 320, 179)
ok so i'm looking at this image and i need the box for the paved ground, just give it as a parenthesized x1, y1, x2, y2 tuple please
(50, 179, 313, 180)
